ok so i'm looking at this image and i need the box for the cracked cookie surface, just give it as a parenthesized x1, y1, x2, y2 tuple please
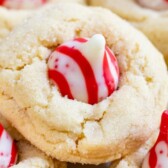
(88, 0, 168, 64)
(0, 3, 168, 164)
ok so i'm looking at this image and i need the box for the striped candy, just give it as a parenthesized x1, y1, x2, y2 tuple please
(137, 0, 168, 10)
(0, 0, 46, 9)
(142, 110, 168, 168)
(0, 123, 17, 168)
(48, 34, 119, 105)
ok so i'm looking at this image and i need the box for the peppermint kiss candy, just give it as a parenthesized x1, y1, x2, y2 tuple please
(137, 0, 168, 10)
(142, 110, 168, 168)
(0, 123, 17, 168)
(0, 0, 46, 9)
(48, 34, 119, 105)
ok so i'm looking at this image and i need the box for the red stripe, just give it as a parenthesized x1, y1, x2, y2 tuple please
(57, 46, 98, 104)
(148, 134, 165, 167)
(103, 52, 115, 96)
(48, 69, 74, 100)
(148, 110, 168, 167)
(106, 47, 119, 76)
(0, 0, 5, 5)
(148, 143, 157, 167)
(0, 124, 4, 138)
(8, 141, 17, 167)
(74, 38, 87, 43)
(42, 0, 47, 3)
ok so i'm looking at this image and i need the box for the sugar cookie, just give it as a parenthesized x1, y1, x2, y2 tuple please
(0, 3, 167, 164)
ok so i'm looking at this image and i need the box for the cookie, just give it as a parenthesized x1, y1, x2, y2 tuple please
(110, 131, 158, 168)
(12, 140, 67, 168)
(0, 0, 85, 41)
(88, 0, 168, 64)
(0, 3, 167, 164)
(0, 7, 29, 41)
(0, 113, 23, 141)
(111, 110, 168, 168)
(0, 114, 67, 168)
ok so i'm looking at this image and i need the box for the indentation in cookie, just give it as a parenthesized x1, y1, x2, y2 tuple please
(0, 0, 46, 9)
(137, 0, 168, 10)
(48, 34, 119, 104)
(0, 123, 18, 167)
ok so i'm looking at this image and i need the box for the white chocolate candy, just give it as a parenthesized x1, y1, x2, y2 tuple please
(0, 124, 17, 168)
(142, 110, 168, 168)
(48, 34, 119, 104)
(137, 0, 168, 10)
(143, 141, 168, 168)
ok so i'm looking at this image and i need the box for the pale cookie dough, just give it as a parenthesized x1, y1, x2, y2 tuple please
(88, 0, 168, 64)
(0, 3, 167, 164)
(0, 114, 67, 168)
(0, 0, 85, 41)
(0, 8, 29, 41)
(12, 140, 67, 168)
(0, 113, 23, 140)
(110, 131, 158, 168)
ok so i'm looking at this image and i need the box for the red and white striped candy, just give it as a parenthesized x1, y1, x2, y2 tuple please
(0, 0, 46, 9)
(137, 0, 168, 10)
(142, 110, 168, 168)
(0, 123, 17, 168)
(48, 34, 119, 105)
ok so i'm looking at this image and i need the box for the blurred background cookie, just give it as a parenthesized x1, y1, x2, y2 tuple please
(0, 0, 85, 41)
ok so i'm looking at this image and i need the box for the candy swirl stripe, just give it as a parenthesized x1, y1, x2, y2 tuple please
(48, 69, 73, 99)
(148, 140, 158, 167)
(49, 51, 88, 102)
(74, 38, 87, 43)
(106, 47, 119, 78)
(105, 48, 119, 94)
(0, 124, 3, 137)
(0, 0, 4, 5)
(8, 141, 17, 167)
(56, 45, 98, 104)
(103, 52, 115, 96)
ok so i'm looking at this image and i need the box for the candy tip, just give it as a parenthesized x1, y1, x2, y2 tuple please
(79, 34, 106, 60)
(91, 34, 106, 47)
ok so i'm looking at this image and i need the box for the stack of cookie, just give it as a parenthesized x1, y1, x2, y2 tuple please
(0, 1, 168, 168)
